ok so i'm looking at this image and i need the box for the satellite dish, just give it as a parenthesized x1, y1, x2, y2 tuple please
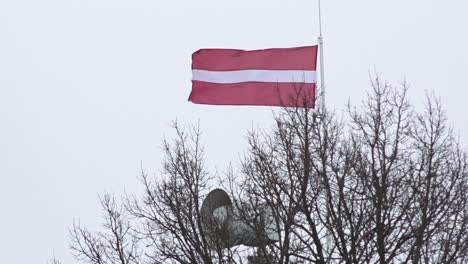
(201, 189, 279, 249)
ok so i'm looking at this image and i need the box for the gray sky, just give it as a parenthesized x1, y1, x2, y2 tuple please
(1, 0, 467, 263)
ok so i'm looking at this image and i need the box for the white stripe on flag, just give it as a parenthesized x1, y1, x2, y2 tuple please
(192, 69, 316, 84)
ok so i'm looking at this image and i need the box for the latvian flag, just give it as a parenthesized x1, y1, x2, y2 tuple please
(189, 46, 318, 108)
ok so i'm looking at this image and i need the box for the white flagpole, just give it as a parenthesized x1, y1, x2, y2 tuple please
(318, 1, 330, 257)
(318, 0, 325, 112)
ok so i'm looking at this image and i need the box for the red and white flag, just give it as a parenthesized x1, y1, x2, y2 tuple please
(189, 46, 318, 108)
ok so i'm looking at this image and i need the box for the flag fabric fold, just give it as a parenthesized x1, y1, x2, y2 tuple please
(189, 46, 318, 108)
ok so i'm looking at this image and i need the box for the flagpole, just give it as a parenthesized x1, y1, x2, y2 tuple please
(318, 0, 325, 112)
(318, 1, 330, 257)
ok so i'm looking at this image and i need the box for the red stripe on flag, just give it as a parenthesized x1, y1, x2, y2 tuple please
(189, 81, 315, 108)
(192, 46, 318, 71)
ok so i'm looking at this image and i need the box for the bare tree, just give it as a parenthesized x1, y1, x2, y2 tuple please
(70, 194, 142, 264)
(48, 253, 63, 264)
(70, 122, 246, 264)
(232, 76, 468, 264)
(69, 78, 468, 264)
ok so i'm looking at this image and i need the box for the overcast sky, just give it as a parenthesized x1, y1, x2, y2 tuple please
(1, 1, 467, 263)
